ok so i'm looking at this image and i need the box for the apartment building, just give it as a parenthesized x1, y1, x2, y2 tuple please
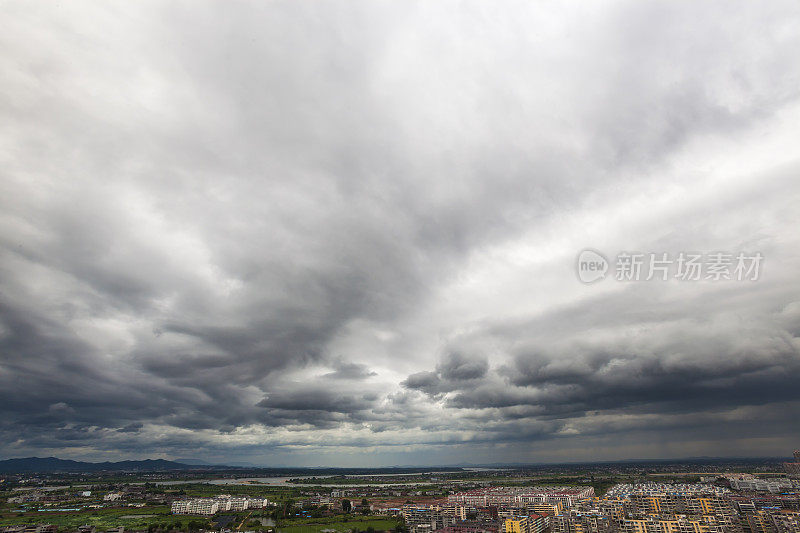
(402, 504, 460, 533)
(171, 498, 219, 516)
(502, 515, 548, 533)
(620, 517, 727, 533)
(551, 511, 615, 533)
(730, 479, 793, 493)
(449, 487, 595, 508)
(627, 494, 737, 518)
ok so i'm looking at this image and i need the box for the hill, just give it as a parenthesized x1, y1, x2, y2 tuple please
(0, 456, 198, 473)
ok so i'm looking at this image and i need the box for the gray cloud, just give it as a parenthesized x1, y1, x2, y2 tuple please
(322, 360, 378, 380)
(402, 352, 489, 396)
(1, 0, 799, 465)
(438, 353, 489, 381)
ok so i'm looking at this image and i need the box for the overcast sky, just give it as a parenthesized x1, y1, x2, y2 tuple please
(1, 1, 800, 467)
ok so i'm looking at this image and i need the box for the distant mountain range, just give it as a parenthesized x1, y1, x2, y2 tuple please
(0, 457, 205, 473)
(1, 455, 791, 474)
(173, 458, 213, 465)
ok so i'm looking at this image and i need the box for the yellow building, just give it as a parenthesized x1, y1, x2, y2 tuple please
(504, 517, 530, 533)
(503, 515, 548, 533)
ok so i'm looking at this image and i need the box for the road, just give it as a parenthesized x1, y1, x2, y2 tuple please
(237, 511, 253, 531)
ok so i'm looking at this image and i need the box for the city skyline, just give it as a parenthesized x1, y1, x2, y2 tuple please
(1, 1, 800, 467)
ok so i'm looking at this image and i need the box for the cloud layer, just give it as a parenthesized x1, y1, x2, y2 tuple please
(1, 0, 799, 466)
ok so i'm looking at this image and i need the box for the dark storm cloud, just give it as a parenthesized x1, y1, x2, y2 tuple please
(402, 372, 442, 395)
(256, 389, 378, 428)
(438, 353, 489, 381)
(402, 352, 489, 395)
(117, 423, 144, 433)
(1, 0, 800, 464)
(322, 360, 378, 380)
(407, 284, 800, 447)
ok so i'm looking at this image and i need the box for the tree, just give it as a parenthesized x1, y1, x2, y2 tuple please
(342, 499, 352, 513)
(284, 498, 296, 518)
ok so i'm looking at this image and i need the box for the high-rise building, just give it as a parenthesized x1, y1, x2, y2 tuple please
(784, 450, 800, 477)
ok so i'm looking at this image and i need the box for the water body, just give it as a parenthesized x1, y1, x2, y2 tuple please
(156, 476, 313, 486)
(153, 468, 509, 487)
(157, 475, 449, 487)
(13, 485, 71, 492)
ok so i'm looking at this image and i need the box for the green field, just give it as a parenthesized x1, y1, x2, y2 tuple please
(278, 518, 400, 533)
(0, 506, 210, 530)
(0, 504, 398, 532)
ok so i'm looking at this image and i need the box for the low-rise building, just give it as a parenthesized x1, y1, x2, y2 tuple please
(172, 498, 219, 516)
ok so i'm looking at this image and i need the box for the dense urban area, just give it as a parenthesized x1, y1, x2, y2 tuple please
(1, 453, 799, 533)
